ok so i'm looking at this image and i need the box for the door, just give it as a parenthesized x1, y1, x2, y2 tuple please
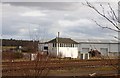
(81, 54, 83, 59)
(85, 53, 88, 59)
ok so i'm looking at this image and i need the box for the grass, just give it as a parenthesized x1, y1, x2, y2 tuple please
(48, 66, 116, 74)
(46, 66, 117, 76)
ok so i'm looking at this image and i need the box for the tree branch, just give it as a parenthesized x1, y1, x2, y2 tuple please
(83, 1, 120, 31)
(108, 3, 118, 21)
(91, 19, 119, 32)
(109, 35, 120, 41)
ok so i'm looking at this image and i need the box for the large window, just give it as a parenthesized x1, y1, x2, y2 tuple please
(44, 46, 48, 50)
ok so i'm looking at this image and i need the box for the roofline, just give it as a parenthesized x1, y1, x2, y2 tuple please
(79, 42, 119, 44)
(47, 37, 79, 44)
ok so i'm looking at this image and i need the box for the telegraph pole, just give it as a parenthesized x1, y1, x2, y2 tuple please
(58, 32, 60, 58)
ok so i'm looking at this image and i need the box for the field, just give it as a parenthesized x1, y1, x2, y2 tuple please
(2, 58, 120, 77)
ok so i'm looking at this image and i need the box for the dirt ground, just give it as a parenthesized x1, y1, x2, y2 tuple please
(2, 59, 120, 77)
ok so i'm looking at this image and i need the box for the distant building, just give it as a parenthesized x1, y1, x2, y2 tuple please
(39, 38, 119, 59)
(75, 39, 119, 59)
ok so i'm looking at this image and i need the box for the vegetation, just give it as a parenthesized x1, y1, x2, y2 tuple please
(13, 52, 23, 59)
(2, 52, 23, 60)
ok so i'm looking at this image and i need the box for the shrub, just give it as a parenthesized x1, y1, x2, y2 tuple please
(13, 52, 23, 59)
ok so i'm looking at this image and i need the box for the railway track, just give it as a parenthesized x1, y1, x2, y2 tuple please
(2, 59, 118, 70)
(2, 59, 119, 76)
(2, 59, 119, 64)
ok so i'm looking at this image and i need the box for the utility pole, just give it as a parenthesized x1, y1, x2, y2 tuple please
(57, 32, 60, 58)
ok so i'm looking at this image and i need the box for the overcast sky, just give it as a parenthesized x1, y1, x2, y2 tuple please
(1, 1, 118, 40)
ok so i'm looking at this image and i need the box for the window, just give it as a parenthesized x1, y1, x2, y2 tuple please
(85, 54, 88, 59)
(53, 43, 54, 47)
(66, 44, 68, 47)
(64, 44, 66, 47)
(81, 54, 83, 59)
(68, 44, 70, 47)
(53, 43, 56, 47)
(73, 44, 74, 47)
(44, 46, 48, 50)
(74, 44, 78, 47)
(55, 43, 56, 47)
(60, 43, 62, 47)
(62, 43, 64, 47)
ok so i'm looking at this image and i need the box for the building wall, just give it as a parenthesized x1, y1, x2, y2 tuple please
(58, 47, 78, 58)
(78, 43, 119, 58)
(38, 43, 48, 52)
(48, 43, 57, 57)
(47, 43, 78, 58)
(39, 41, 119, 59)
(109, 44, 118, 52)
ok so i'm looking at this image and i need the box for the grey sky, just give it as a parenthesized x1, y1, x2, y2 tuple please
(1, 1, 118, 40)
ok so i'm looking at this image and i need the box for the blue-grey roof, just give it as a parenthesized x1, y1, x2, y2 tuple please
(73, 39, 119, 44)
(39, 38, 119, 44)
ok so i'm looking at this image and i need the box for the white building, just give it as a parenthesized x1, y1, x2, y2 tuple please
(39, 38, 119, 59)
(75, 39, 119, 59)
(39, 37, 79, 58)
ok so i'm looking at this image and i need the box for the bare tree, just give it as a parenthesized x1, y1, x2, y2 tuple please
(83, 1, 120, 74)
(83, 1, 120, 40)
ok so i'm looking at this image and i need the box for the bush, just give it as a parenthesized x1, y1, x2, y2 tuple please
(13, 52, 23, 59)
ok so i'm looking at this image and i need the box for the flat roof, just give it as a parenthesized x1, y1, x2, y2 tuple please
(38, 38, 119, 44)
(74, 39, 119, 44)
